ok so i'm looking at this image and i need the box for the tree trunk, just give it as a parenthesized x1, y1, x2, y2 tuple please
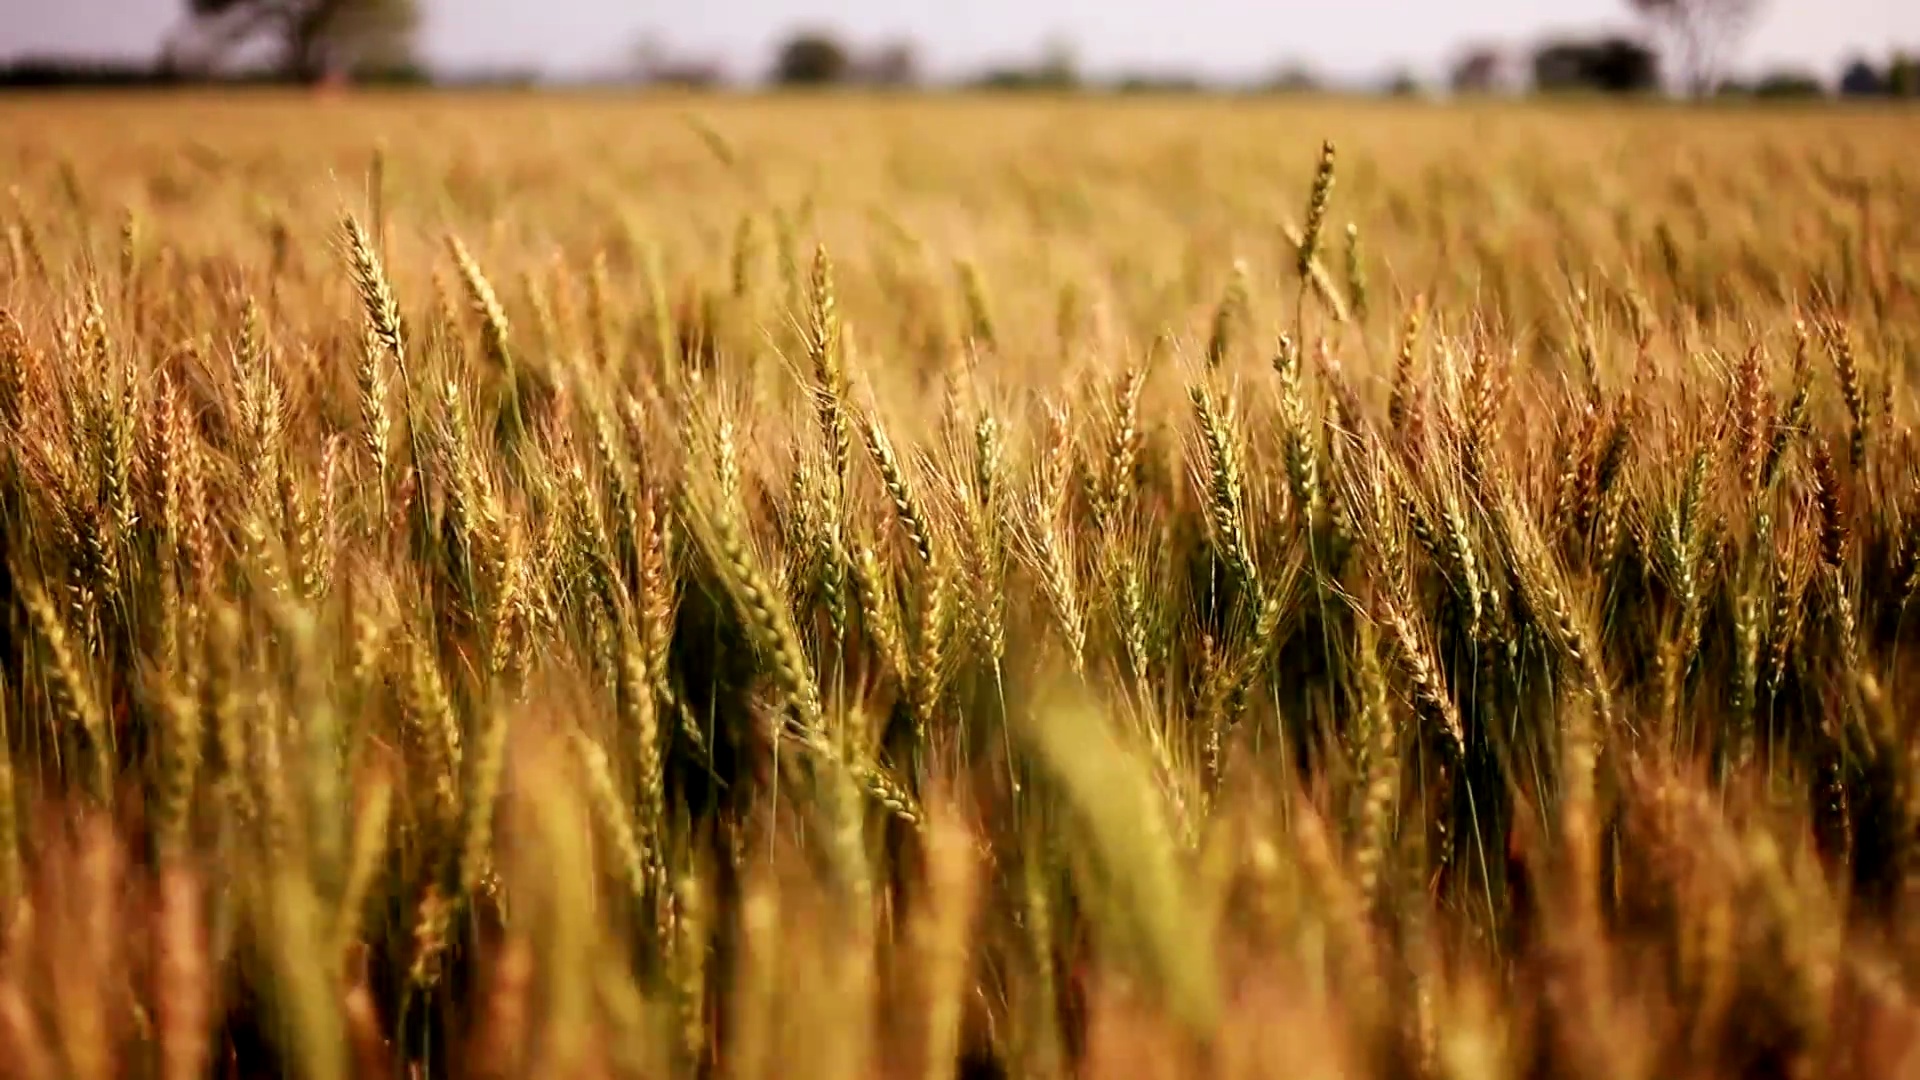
(1689, 35, 1720, 97)
(282, 1, 337, 83)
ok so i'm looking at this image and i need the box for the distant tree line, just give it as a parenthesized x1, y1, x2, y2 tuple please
(1450, 41, 1915, 99)
(0, 56, 431, 89)
(2, 0, 1916, 100)
(632, 29, 1920, 100)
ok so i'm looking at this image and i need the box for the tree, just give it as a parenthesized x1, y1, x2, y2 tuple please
(1450, 46, 1506, 94)
(1112, 71, 1205, 94)
(1839, 58, 1888, 96)
(1032, 35, 1081, 89)
(1381, 69, 1425, 97)
(1750, 69, 1824, 98)
(1533, 37, 1661, 94)
(856, 40, 919, 88)
(1893, 52, 1920, 97)
(772, 30, 851, 86)
(630, 32, 727, 89)
(969, 36, 1081, 92)
(1262, 63, 1323, 94)
(1627, 0, 1765, 97)
(169, 0, 419, 80)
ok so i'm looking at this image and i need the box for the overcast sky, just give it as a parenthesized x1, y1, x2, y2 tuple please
(6, 0, 1917, 83)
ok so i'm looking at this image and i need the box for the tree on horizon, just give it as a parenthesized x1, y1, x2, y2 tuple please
(165, 0, 420, 81)
(1627, 0, 1765, 96)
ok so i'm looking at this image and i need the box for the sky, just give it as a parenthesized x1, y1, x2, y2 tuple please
(5, 0, 1918, 84)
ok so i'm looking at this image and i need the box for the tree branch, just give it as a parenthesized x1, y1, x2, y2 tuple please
(168, 0, 312, 72)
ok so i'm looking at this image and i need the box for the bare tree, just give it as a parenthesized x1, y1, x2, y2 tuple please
(630, 31, 727, 88)
(1449, 46, 1507, 95)
(167, 0, 419, 81)
(1627, 0, 1765, 96)
(857, 40, 920, 88)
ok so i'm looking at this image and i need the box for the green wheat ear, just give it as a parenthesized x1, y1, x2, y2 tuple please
(1018, 689, 1220, 1037)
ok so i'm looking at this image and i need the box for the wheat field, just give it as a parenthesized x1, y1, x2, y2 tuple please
(1, 92, 1919, 1079)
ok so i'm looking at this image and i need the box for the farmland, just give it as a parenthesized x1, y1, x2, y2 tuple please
(1, 93, 1919, 1078)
